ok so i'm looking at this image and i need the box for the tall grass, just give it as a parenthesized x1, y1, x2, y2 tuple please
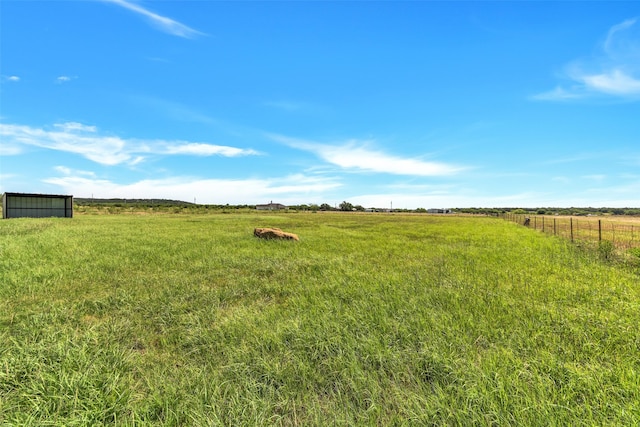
(1, 213, 639, 425)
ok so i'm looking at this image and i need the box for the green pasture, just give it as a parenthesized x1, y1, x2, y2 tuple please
(1, 213, 639, 425)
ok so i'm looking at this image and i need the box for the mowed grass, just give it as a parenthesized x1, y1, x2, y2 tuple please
(1, 213, 639, 425)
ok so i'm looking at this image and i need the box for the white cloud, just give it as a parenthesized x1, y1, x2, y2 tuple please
(54, 122, 97, 133)
(43, 174, 341, 205)
(534, 18, 640, 100)
(1, 123, 130, 165)
(579, 69, 640, 95)
(56, 76, 76, 83)
(5, 76, 20, 82)
(162, 142, 260, 157)
(0, 142, 23, 156)
(530, 86, 585, 101)
(54, 166, 73, 176)
(129, 156, 146, 166)
(39, 169, 640, 209)
(0, 122, 260, 166)
(270, 134, 464, 177)
(105, 0, 204, 39)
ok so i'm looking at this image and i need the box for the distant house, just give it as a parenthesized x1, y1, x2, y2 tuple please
(427, 208, 452, 214)
(2, 192, 73, 219)
(256, 201, 288, 211)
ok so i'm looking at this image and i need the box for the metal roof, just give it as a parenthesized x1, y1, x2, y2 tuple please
(3, 192, 73, 198)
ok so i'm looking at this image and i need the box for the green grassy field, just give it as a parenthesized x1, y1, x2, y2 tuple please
(1, 213, 639, 425)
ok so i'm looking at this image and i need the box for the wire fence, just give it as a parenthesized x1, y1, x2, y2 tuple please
(500, 213, 640, 250)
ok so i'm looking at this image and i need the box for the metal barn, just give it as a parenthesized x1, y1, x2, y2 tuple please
(2, 192, 73, 219)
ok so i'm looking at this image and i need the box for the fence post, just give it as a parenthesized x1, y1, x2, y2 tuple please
(554, 218, 557, 235)
(598, 220, 602, 242)
(570, 217, 574, 242)
(542, 217, 545, 233)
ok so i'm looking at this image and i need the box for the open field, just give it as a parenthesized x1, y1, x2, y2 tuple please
(1, 213, 639, 425)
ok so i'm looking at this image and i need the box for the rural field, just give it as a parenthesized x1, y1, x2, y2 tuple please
(1, 212, 639, 425)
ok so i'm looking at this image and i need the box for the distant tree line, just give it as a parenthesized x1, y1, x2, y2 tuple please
(74, 198, 255, 210)
(455, 207, 640, 216)
(71, 199, 640, 216)
(74, 198, 195, 207)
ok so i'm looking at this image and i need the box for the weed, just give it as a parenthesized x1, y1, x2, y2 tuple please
(598, 240, 615, 261)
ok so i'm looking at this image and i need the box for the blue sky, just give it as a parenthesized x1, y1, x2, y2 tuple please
(1, 1, 639, 209)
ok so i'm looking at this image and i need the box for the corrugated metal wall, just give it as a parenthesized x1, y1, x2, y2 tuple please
(2, 194, 73, 218)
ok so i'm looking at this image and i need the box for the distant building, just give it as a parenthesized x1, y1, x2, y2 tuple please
(427, 208, 452, 214)
(256, 201, 288, 211)
(2, 192, 73, 219)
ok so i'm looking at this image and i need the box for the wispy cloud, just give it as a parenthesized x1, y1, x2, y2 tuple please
(161, 142, 260, 157)
(104, 0, 204, 39)
(533, 18, 640, 101)
(0, 122, 260, 166)
(43, 174, 341, 205)
(55, 122, 96, 132)
(3, 75, 20, 82)
(2, 122, 129, 165)
(56, 75, 77, 84)
(270, 134, 464, 177)
(531, 86, 584, 101)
